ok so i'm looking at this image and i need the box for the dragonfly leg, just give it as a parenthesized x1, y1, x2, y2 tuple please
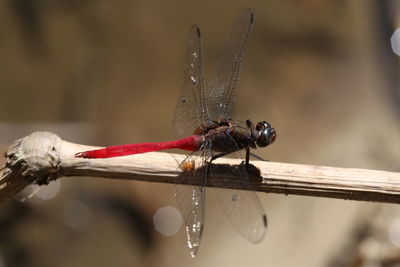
(210, 149, 255, 168)
(245, 147, 250, 169)
(210, 151, 230, 163)
(249, 152, 268, 161)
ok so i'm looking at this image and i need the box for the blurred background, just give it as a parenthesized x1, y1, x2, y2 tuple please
(1, 0, 400, 266)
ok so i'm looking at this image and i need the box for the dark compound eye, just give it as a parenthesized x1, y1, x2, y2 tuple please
(256, 121, 271, 131)
(256, 121, 276, 147)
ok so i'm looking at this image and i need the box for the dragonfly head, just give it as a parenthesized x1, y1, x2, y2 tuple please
(255, 121, 276, 147)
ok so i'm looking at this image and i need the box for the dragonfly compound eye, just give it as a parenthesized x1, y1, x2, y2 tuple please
(256, 121, 276, 147)
(255, 121, 271, 131)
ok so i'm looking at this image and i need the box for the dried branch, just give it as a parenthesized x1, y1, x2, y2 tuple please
(1, 132, 400, 205)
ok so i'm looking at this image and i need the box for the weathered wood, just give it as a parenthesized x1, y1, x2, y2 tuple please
(1, 131, 400, 205)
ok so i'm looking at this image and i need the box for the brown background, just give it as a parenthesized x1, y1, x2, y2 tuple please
(1, 1, 400, 266)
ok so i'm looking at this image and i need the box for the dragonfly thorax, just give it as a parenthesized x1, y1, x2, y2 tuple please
(199, 119, 276, 153)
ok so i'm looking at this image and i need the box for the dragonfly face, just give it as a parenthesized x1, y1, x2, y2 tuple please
(255, 121, 276, 148)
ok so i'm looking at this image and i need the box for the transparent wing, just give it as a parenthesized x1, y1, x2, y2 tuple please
(207, 9, 255, 121)
(172, 25, 208, 139)
(174, 148, 211, 257)
(216, 151, 267, 243)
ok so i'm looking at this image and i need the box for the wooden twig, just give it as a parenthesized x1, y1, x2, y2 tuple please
(1, 131, 400, 205)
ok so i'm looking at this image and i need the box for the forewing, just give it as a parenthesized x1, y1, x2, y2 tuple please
(173, 25, 208, 139)
(216, 151, 267, 243)
(207, 9, 255, 121)
(174, 149, 211, 257)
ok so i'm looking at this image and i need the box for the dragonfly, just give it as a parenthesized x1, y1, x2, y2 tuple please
(76, 9, 276, 257)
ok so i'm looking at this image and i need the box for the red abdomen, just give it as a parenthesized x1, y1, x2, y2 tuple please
(75, 135, 204, 158)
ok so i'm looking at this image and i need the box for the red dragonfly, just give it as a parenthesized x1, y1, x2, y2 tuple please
(76, 9, 276, 257)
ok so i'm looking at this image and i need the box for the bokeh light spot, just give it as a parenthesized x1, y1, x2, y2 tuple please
(153, 206, 183, 236)
(388, 217, 400, 247)
(390, 28, 400, 56)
